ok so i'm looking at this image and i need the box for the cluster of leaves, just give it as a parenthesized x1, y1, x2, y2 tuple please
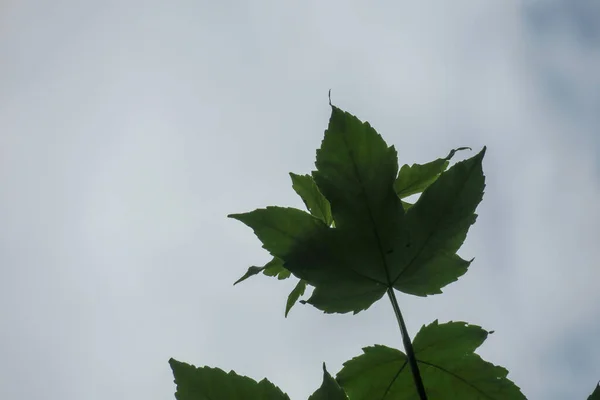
(169, 104, 600, 399)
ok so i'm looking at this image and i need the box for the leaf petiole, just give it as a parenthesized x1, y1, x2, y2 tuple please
(387, 287, 428, 400)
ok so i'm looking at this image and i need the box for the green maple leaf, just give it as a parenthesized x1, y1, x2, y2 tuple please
(230, 105, 485, 314)
(169, 358, 290, 400)
(307, 363, 348, 400)
(588, 382, 600, 400)
(336, 320, 526, 399)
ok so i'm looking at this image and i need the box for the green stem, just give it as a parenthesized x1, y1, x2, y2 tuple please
(386, 287, 428, 400)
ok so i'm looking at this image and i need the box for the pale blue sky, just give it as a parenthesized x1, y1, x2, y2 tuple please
(0, 1, 599, 399)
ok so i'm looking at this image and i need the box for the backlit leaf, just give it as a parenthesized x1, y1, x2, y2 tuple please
(290, 173, 333, 226)
(312, 106, 405, 242)
(233, 266, 265, 285)
(308, 363, 348, 400)
(230, 206, 387, 314)
(169, 358, 290, 400)
(262, 258, 291, 279)
(588, 382, 600, 400)
(285, 279, 307, 317)
(233, 257, 290, 286)
(394, 147, 470, 199)
(230, 106, 485, 314)
(336, 320, 526, 399)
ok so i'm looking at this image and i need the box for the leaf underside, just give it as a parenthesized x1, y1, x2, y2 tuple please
(286, 279, 307, 317)
(233, 257, 290, 286)
(308, 363, 349, 400)
(233, 171, 336, 315)
(336, 320, 526, 400)
(229, 105, 486, 314)
(394, 146, 469, 199)
(588, 382, 600, 400)
(169, 358, 290, 400)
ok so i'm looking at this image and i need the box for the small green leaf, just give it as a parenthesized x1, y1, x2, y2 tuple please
(233, 266, 265, 285)
(263, 258, 292, 280)
(308, 363, 348, 400)
(395, 159, 448, 199)
(290, 173, 333, 226)
(588, 382, 600, 400)
(394, 147, 470, 199)
(233, 257, 290, 286)
(336, 320, 526, 400)
(285, 279, 307, 317)
(169, 358, 290, 400)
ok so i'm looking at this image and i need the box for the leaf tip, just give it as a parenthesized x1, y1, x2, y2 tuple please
(445, 146, 472, 160)
(168, 357, 182, 370)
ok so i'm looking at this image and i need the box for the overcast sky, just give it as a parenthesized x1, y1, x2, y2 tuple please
(1, 1, 599, 399)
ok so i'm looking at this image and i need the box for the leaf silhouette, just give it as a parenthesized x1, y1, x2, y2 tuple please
(230, 105, 485, 314)
(588, 382, 600, 400)
(169, 358, 290, 400)
(336, 321, 526, 399)
(285, 279, 307, 317)
(234, 257, 290, 285)
(308, 363, 348, 400)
